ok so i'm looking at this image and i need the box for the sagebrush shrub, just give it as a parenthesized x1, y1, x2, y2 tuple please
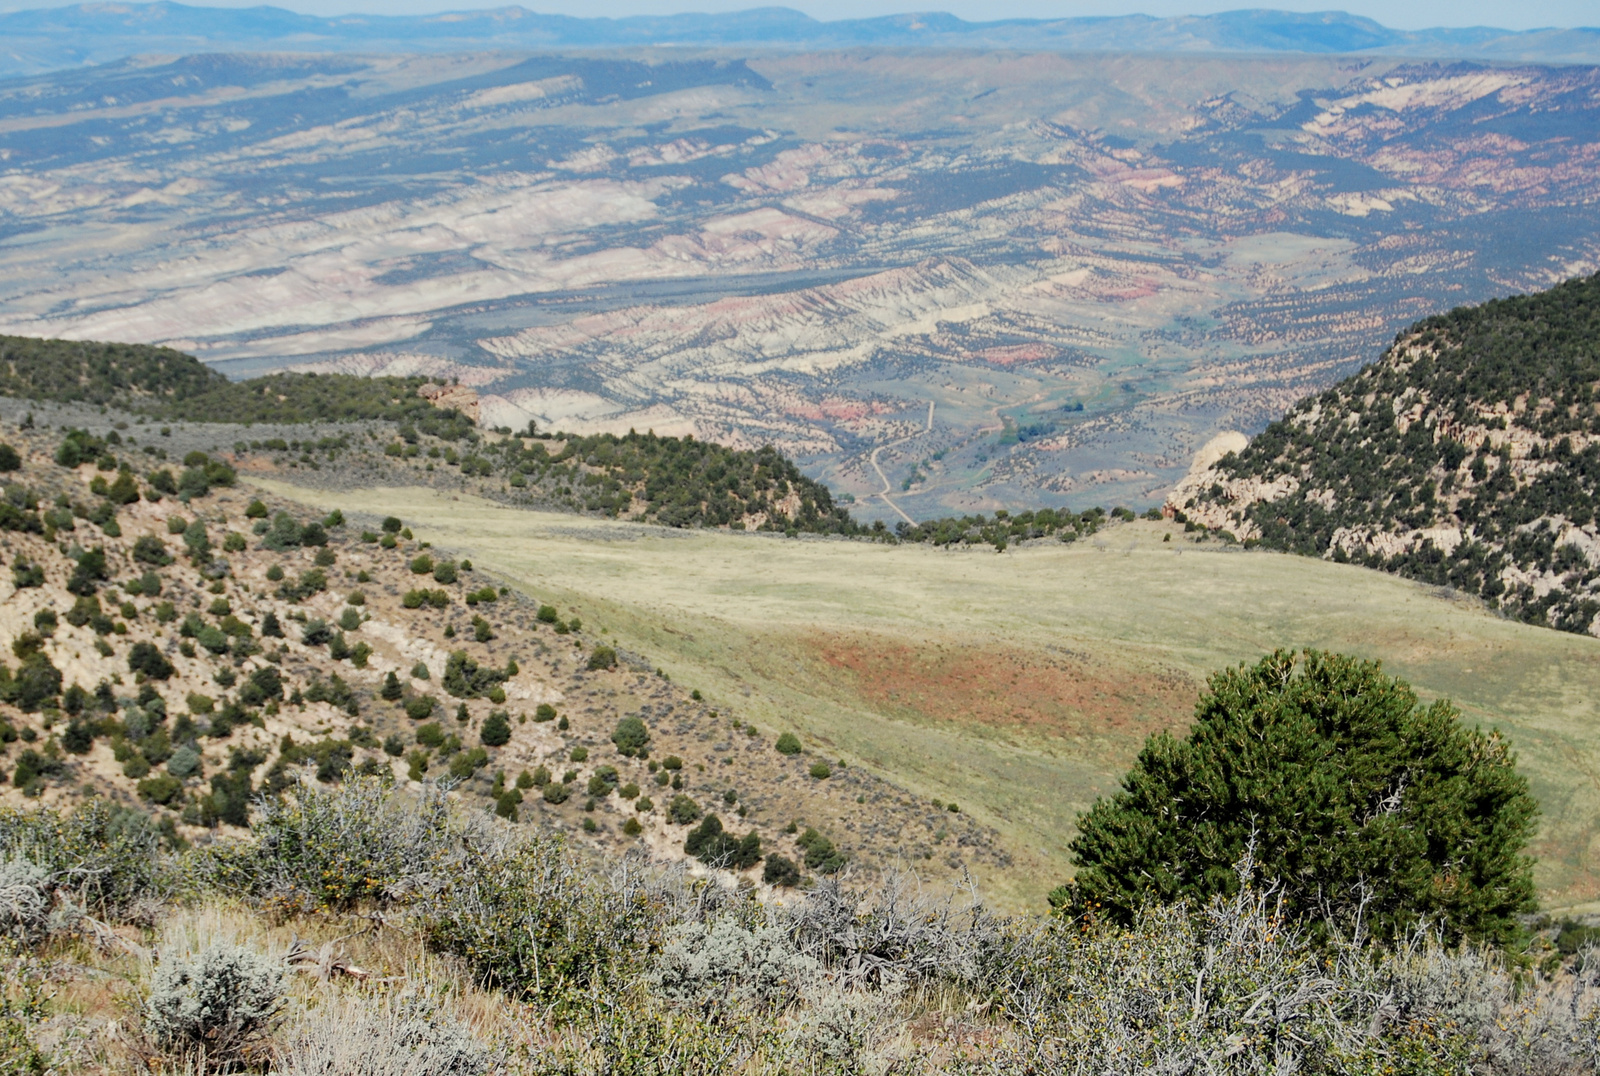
(418, 835, 661, 1006)
(198, 778, 484, 911)
(0, 799, 163, 919)
(144, 943, 283, 1069)
(0, 860, 53, 945)
(273, 993, 491, 1076)
(788, 874, 997, 991)
(652, 918, 819, 1013)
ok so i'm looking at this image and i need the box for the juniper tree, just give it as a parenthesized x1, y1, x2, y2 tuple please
(1062, 650, 1538, 945)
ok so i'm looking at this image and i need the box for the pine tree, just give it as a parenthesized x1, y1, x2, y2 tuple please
(481, 710, 511, 747)
(381, 671, 402, 701)
(1063, 649, 1538, 945)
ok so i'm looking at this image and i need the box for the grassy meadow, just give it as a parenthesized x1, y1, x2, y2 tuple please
(260, 481, 1600, 913)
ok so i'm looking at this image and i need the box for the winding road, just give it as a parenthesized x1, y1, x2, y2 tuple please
(870, 400, 935, 526)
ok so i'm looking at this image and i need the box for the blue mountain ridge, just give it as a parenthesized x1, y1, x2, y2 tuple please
(0, 2, 1595, 78)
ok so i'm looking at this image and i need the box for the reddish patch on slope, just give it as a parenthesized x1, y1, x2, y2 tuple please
(977, 344, 1056, 366)
(800, 631, 1197, 745)
(785, 396, 890, 422)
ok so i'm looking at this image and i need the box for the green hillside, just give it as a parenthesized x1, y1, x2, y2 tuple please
(261, 481, 1600, 916)
(1177, 271, 1600, 634)
(493, 431, 860, 534)
(0, 334, 439, 424)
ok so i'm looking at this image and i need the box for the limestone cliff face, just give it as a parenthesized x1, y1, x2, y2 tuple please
(418, 383, 480, 424)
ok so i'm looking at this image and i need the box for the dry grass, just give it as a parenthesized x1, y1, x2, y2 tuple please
(260, 480, 1600, 913)
(31, 898, 526, 1075)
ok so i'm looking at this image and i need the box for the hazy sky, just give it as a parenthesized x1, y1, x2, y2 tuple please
(3, 0, 1597, 32)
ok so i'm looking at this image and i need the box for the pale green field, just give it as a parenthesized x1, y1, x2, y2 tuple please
(261, 481, 1600, 912)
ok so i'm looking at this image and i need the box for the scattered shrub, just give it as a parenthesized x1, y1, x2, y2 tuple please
(137, 774, 184, 806)
(201, 779, 472, 911)
(128, 641, 175, 681)
(586, 766, 619, 798)
(775, 732, 802, 755)
(441, 651, 508, 698)
(448, 747, 489, 781)
(796, 829, 847, 874)
(683, 815, 761, 869)
(132, 534, 173, 566)
(611, 716, 649, 758)
(667, 795, 702, 826)
(143, 943, 283, 1069)
(480, 710, 511, 747)
(763, 854, 802, 888)
(586, 646, 617, 671)
(273, 993, 491, 1076)
(1, 653, 63, 713)
(167, 745, 202, 779)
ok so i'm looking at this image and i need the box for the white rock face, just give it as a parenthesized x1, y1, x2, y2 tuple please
(0, 55, 1596, 514)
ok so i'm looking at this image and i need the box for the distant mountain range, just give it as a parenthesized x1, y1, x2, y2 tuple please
(0, 3, 1597, 78)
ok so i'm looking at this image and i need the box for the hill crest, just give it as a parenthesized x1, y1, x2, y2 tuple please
(1173, 270, 1600, 635)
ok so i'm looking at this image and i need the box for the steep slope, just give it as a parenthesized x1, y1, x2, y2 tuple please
(0, 418, 998, 889)
(1172, 271, 1600, 634)
(0, 334, 446, 423)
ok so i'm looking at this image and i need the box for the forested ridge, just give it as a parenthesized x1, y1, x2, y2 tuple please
(1177, 270, 1600, 634)
(0, 334, 1132, 543)
(493, 430, 860, 534)
(0, 335, 439, 424)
